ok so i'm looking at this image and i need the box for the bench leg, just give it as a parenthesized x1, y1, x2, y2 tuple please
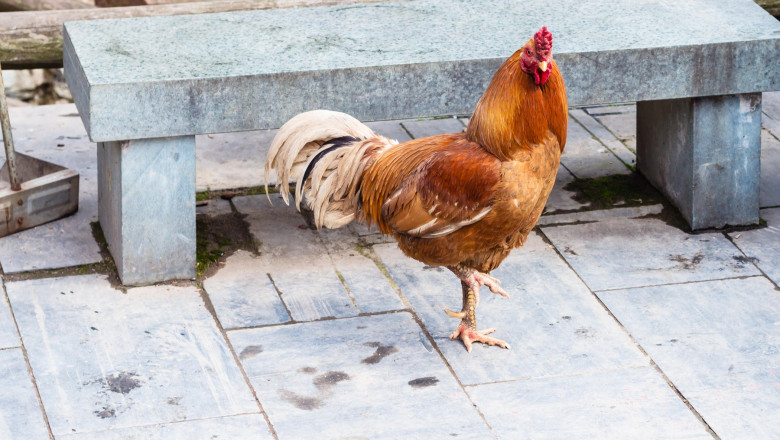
(98, 136, 196, 285)
(636, 93, 761, 230)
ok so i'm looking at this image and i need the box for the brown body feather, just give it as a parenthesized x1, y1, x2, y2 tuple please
(361, 50, 567, 273)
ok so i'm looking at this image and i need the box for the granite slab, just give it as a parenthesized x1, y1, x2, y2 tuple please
(0, 349, 50, 440)
(232, 194, 358, 321)
(5, 275, 258, 436)
(402, 117, 465, 139)
(468, 367, 711, 440)
(317, 226, 406, 314)
(598, 277, 780, 440)
(759, 129, 780, 208)
(728, 208, 780, 285)
(540, 215, 760, 291)
(372, 232, 648, 385)
(229, 312, 493, 439)
(0, 292, 19, 349)
(59, 414, 273, 440)
(202, 250, 291, 329)
(561, 116, 631, 179)
(0, 104, 102, 273)
(63, 0, 780, 142)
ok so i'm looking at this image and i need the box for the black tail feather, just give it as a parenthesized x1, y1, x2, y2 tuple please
(300, 136, 360, 188)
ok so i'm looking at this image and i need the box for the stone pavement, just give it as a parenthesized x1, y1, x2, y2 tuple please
(0, 93, 779, 439)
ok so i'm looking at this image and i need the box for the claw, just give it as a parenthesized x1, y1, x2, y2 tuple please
(445, 309, 466, 319)
(450, 323, 510, 353)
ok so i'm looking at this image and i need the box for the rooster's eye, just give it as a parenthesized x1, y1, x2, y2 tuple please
(526, 49, 532, 55)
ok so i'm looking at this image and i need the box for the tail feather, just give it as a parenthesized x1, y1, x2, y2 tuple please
(264, 110, 396, 229)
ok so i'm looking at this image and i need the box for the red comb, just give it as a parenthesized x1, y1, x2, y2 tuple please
(534, 26, 553, 52)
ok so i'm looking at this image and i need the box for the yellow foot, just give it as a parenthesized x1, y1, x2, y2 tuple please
(449, 323, 510, 353)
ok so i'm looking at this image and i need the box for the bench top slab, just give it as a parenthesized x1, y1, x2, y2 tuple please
(64, 0, 780, 142)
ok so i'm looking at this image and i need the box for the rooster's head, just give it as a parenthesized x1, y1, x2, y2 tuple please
(520, 26, 554, 86)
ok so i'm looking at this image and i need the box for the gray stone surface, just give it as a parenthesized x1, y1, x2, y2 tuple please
(98, 136, 196, 285)
(0, 349, 50, 440)
(598, 277, 780, 440)
(195, 197, 232, 216)
(373, 233, 648, 385)
(402, 117, 464, 139)
(59, 414, 273, 440)
(537, 204, 664, 227)
(570, 108, 636, 166)
(196, 129, 276, 191)
(760, 129, 780, 208)
(233, 194, 358, 321)
(561, 117, 630, 179)
(0, 104, 102, 273)
(541, 215, 760, 291)
(762, 91, 780, 137)
(542, 165, 588, 214)
(0, 292, 19, 349)
(318, 226, 406, 314)
(64, 0, 780, 142)
(365, 120, 413, 143)
(5, 275, 258, 437)
(229, 312, 493, 439)
(728, 208, 780, 285)
(589, 105, 637, 152)
(637, 94, 762, 229)
(469, 367, 711, 439)
(203, 250, 291, 329)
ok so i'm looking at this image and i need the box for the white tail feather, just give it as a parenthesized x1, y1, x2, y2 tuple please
(264, 110, 396, 229)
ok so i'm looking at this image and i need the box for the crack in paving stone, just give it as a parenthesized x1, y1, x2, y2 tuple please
(361, 342, 399, 364)
(408, 376, 439, 388)
(238, 345, 263, 361)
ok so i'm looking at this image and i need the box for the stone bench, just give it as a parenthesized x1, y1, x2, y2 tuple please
(63, 0, 780, 285)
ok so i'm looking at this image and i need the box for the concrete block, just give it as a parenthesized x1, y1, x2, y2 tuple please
(63, 0, 780, 141)
(373, 233, 648, 385)
(540, 215, 760, 291)
(728, 208, 780, 285)
(637, 94, 761, 229)
(5, 275, 258, 437)
(469, 367, 711, 439)
(598, 277, 780, 439)
(0, 350, 50, 440)
(202, 250, 291, 329)
(228, 312, 493, 439)
(98, 136, 196, 285)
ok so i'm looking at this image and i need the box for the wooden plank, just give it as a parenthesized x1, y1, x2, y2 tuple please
(0, 168, 78, 237)
(0, 0, 393, 69)
(756, 0, 780, 15)
(0, 0, 93, 11)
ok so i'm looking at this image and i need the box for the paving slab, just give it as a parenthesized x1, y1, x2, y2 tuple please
(233, 194, 358, 321)
(728, 208, 780, 285)
(196, 129, 276, 191)
(402, 117, 465, 139)
(538, 204, 664, 227)
(598, 277, 780, 440)
(561, 117, 630, 179)
(59, 414, 273, 440)
(0, 349, 50, 440)
(759, 129, 780, 208)
(5, 275, 258, 436)
(588, 104, 637, 153)
(541, 214, 760, 292)
(570, 108, 636, 165)
(469, 367, 711, 440)
(317, 226, 406, 313)
(542, 165, 588, 214)
(0, 104, 102, 273)
(373, 232, 648, 385)
(0, 292, 19, 349)
(762, 90, 780, 137)
(195, 197, 233, 216)
(365, 120, 413, 143)
(229, 312, 493, 440)
(203, 250, 291, 329)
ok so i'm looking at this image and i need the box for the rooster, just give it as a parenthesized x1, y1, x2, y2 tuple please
(265, 27, 567, 352)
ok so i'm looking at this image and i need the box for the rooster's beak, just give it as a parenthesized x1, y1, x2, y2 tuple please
(538, 61, 548, 72)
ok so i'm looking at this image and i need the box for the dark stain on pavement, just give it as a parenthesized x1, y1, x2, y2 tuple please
(362, 342, 399, 364)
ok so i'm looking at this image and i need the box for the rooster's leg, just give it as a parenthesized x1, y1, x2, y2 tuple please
(445, 281, 510, 352)
(447, 265, 509, 308)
